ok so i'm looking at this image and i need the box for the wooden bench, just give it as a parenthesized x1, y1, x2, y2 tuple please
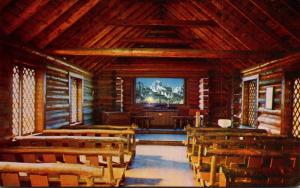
(13, 136, 129, 167)
(41, 129, 136, 159)
(186, 131, 293, 185)
(204, 148, 300, 187)
(185, 128, 269, 161)
(0, 161, 103, 187)
(0, 146, 125, 186)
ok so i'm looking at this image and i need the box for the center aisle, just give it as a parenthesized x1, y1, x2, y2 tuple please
(124, 145, 197, 186)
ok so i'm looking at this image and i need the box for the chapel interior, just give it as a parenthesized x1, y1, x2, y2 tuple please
(0, 0, 299, 187)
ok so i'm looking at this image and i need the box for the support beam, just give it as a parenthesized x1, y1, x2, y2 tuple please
(121, 37, 200, 45)
(46, 48, 283, 59)
(103, 19, 217, 27)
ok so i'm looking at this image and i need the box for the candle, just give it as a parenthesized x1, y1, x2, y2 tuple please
(195, 111, 200, 127)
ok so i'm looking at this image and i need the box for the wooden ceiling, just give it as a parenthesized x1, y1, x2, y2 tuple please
(0, 0, 299, 73)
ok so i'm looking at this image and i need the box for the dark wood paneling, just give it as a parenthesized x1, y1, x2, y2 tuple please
(0, 47, 13, 144)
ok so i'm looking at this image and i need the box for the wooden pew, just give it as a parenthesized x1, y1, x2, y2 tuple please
(187, 132, 290, 185)
(204, 148, 300, 187)
(0, 161, 103, 187)
(42, 128, 136, 158)
(185, 128, 269, 162)
(13, 136, 128, 167)
(0, 146, 125, 186)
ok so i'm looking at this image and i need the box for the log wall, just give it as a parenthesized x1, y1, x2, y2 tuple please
(241, 52, 300, 135)
(45, 66, 94, 129)
(94, 59, 233, 126)
(0, 47, 13, 144)
(209, 70, 233, 126)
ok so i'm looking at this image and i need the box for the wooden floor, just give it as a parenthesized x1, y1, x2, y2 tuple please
(124, 145, 196, 186)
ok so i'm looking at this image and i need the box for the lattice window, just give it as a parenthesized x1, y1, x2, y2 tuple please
(248, 81, 257, 126)
(12, 65, 36, 136)
(243, 79, 257, 127)
(292, 78, 300, 138)
(199, 78, 209, 110)
(116, 77, 124, 112)
(71, 78, 78, 123)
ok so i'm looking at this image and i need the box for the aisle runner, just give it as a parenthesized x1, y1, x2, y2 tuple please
(125, 145, 196, 186)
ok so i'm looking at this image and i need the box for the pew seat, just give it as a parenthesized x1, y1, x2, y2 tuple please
(0, 162, 104, 187)
(0, 146, 126, 186)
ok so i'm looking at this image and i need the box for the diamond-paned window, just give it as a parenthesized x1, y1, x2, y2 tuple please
(71, 78, 78, 123)
(243, 79, 257, 127)
(247, 81, 257, 126)
(12, 65, 36, 136)
(292, 78, 300, 138)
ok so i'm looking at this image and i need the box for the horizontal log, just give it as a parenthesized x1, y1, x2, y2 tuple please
(47, 85, 69, 91)
(259, 79, 282, 86)
(257, 114, 281, 126)
(258, 123, 281, 135)
(47, 65, 68, 75)
(46, 95, 69, 100)
(43, 128, 134, 135)
(0, 146, 120, 156)
(0, 162, 103, 177)
(63, 124, 136, 130)
(222, 167, 294, 178)
(45, 122, 70, 129)
(191, 132, 286, 138)
(257, 108, 281, 115)
(45, 104, 70, 110)
(205, 148, 299, 157)
(185, 125, 266, 133)
(102, 19, 217, 27)
(196, 138, 299, 146)
(121, 37, 197, 45)
(46, 48, 282, 59)
(46, 75, 69, 83)
(15, 136, 127, 143)
(257, 98, 280, 104)
(1, 40, 92, 76)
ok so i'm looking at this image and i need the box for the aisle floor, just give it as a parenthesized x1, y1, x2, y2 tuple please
(124, 145, 196, 187)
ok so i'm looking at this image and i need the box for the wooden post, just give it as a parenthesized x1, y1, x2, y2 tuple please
(106, 156, 114, 184)
(196, 111, 200, 127)
(209, 155, 217, 186)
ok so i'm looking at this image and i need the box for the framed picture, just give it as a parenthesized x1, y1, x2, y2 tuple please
(266, 87, 274, 109)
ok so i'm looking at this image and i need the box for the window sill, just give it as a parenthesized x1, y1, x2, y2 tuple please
(70, 122, 83, 126)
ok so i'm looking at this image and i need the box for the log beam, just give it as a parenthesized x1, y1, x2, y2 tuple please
(105, 19, 218, 27)
(121, 37, 198, 45)
(46, 48, 283, 59)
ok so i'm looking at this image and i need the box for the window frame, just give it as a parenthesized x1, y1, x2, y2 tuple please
(69, 72, 83, 126)
(11, 64, 37, 136)
(241, 74, 259, 127)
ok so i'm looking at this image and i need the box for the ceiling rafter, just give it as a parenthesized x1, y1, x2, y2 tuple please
(0, 0, 50, 35)
(209, 0, 275, 50)
(226, 0, 292, 50)
(34, 0, 101, 49)
(165, 2, 218, 50)
(16, 0, 77, 42)
(166, 0, 246, 53)
(250, 0, 300, 41)
(0, 0, 12, 12)
(190, 0, 252, 50)
(94, 28, 150, 73)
